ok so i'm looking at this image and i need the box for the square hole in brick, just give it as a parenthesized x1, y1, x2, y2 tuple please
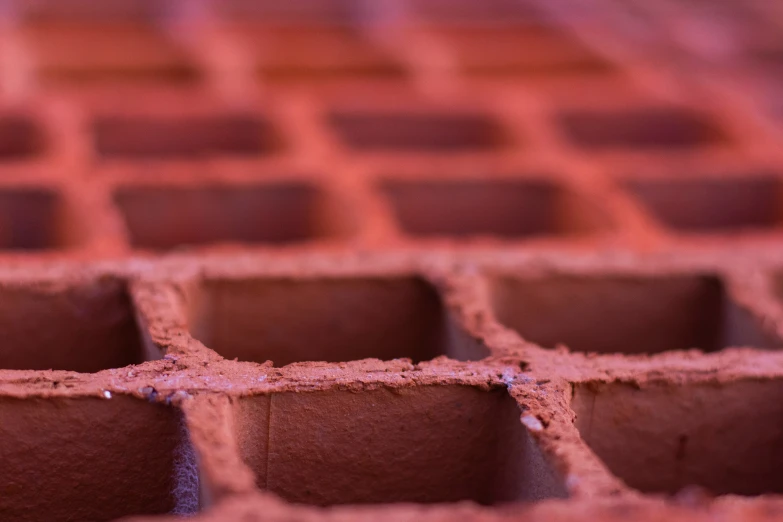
(25, 0, 161, 21)
(0, 395, 198, 520)
(381, 178, 611, 239)
(0, 116, 46, 160)
(242, 26, 407, 82)
(0, 188, 70, 250)
(328, 112, 508, 152)
(489, 273, 774, 354)
(234, 385, 567, 505)
(411, 0, 543, 23)
(770, 273, 783, 306)
(0, 277, 152, 372)
(28, 22, 201, 86)
(114, 183, 339, 250)
(571, 378, 783, 496)
(437, 27, 616, 77)
(748, 42, 783, 75)
(94, 114, 280, 159)
(187, 276, 488, 366)
(624, 175, 783, 233)
(556, 108, 725, 150)
(217, 0, 358, 23)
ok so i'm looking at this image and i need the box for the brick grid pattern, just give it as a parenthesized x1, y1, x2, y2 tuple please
(3, 1, 783, 521)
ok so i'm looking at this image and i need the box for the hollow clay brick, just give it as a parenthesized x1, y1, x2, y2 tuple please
(3, 0, 783, 521)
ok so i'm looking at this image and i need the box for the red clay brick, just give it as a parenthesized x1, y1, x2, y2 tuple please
(2, 0, 783, 521)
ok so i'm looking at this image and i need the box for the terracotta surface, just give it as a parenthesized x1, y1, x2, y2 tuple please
(3, 0, 783, 521)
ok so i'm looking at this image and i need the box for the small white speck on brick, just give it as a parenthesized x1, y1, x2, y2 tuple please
(102, 391, 112, 399)
(521, 414, 543, 432)
(172, 416, 199, 515)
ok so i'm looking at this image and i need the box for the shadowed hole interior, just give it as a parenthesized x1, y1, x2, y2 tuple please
(556, 108, 725, 150)
(94, 114, 280, 159)
(244, 26, 407, 82)
(216, 0, 357, 23)
(26, 0, 161, 22)
(381, 178, 612, 239)
(770, 273, 783, 307)
(0, 277, 154, 372)
(624, 175, 783, 232)
(186, 276, 489, 366)
(328, 112, 508, 152)
(114, 183, 341, 250)
(438, 26, 615, 77)
(412, 0, 543, 23)
(0, 188, 70, 250)
(752, 46, 783, 70)
(0, 395, 198, 521)
(489, 273, 775, 354)
(0, 117, 46, 159)
(234, 385, 567, 505)
(28, 22, 200, 86)
(571, 379, 783, 496)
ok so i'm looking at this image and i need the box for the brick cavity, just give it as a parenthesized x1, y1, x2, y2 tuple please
(114, 182, 347, 250)
(489, 273, 773, 354)
(28, 21, 200, 86)
(556, 108, 725, 150)
(0, 395, 199, 521)
(186, 275, 488, 366)
(381, 178, 611, 239)
(328, 112, 509, 152)
(624, 175, 783, 233)
(233, 385, 567, 505)
(0, 116, 46, 159)
(0, 188, 71, 250)
(571, 379, 783, 496)
(0, 276, 152, 372)
(94, 114, 280, 159)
